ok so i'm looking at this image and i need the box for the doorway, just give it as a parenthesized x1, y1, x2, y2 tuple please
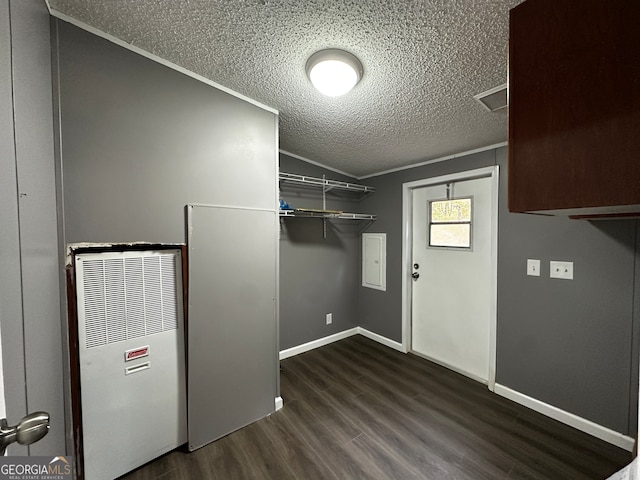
(401, 166, 499, 390)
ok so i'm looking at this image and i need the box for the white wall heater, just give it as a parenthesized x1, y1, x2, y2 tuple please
(75, 248, 187, 480)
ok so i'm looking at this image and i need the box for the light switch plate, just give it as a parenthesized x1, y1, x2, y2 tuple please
(527, 259, 540, 276)
(550, 261, 573, 280)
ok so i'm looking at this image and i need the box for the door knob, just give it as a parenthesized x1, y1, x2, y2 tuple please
(0, 412, 50, 455)
(411, 272, 419, 279)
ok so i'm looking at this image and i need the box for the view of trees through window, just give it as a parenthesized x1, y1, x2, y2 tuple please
(429, 197, 472, 248)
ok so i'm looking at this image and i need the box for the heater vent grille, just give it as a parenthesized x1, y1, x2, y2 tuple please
(81, 253, 179, 348)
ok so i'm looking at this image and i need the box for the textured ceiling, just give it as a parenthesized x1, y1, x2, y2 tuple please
(47, 0, 524, 177)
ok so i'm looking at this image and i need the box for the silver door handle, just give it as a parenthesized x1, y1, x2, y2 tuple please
(411, 272, 419, 279)
(0, 412, 50, 455)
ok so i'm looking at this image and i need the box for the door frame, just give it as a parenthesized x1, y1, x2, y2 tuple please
(401, 165, 499, 391)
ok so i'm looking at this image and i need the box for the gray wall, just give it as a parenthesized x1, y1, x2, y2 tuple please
(0, 0, 65, 455)
(358, 146, 640, 436)
(55, 21, 278, 244)
(496, 148, 638, 435)
(279, 154, 361, 350)
(53, 17, 279, 455)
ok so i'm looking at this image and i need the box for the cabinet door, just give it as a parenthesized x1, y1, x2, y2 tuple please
(508, 0, 640, 215)
(187, 204, 278, 451)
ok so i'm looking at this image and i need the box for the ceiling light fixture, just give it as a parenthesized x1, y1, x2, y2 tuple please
(306, 49, 363, 97)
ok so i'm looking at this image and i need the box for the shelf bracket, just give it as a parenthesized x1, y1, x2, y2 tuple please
(323, 174, 327, 239)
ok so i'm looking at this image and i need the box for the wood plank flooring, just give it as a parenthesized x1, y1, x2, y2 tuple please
(121, 335, 631, 480)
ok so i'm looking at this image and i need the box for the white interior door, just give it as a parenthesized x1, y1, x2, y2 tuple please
(411, 175, 493, 383)
(0, 323, 4, 419)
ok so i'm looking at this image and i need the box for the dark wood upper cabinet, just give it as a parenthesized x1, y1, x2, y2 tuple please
(508, 0, 640, 216)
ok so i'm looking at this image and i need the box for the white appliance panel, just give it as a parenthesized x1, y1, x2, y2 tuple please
(76, 249, 186, 480)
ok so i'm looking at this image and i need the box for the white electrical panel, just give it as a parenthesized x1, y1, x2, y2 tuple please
(362, 233, 387, 291)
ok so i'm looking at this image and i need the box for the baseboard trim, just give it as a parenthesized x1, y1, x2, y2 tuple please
(275, 396, 283, 411)
(357, 327, 405, 352)
(279, 328, 403, 360)
(494, 384, 635, 452)
(279, 328, 359, 360)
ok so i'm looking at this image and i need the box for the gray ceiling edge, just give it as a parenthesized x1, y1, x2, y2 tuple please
(359, 142, 509, 180)
(278, 149, 357, 179)
(281, 142, 508, 181)
(46, 7, 279, 116)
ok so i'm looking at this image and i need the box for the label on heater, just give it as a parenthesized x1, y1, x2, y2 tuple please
(125, 346, 149, 362)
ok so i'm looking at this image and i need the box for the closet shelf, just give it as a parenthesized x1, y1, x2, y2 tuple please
(279, 210, 376, 221)
(279, 171, 376, 238)
(279, 172, 375, 194)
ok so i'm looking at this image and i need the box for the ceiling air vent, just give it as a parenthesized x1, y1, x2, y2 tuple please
(474, 83, 507, 112)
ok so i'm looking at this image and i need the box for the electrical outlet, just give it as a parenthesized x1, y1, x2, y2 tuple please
(527, 259, 540, 276)
(550, 261, 574, 280)
(326, 313, 332, 325)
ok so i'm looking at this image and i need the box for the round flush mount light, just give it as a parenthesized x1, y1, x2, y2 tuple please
(305, 49, 363, 97)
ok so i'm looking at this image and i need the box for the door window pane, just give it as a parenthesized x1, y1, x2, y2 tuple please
(429, 198, 472, 249)
(430, 224, 471, 248)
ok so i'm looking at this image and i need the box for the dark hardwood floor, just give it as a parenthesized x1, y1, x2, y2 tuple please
(121, 335, 631, 479)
